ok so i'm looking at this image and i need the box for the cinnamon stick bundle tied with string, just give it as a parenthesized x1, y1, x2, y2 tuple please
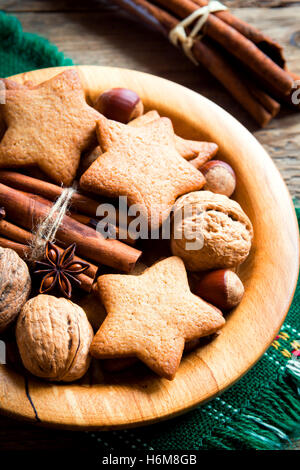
(157, 0, 292, 95)
(0, 171, 136, 245)
(113, 0, 298, 126)
(0, 183, 142, 273)
(0, 171, 128, 225)
(193, 0, 285, 67)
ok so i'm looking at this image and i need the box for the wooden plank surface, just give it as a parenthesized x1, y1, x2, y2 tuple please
(0, 0, 299, 451)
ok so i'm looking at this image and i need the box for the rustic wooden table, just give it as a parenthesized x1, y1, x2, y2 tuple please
(1, 0, 299, 451)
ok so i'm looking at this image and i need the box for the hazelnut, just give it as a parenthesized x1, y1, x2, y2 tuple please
(16, 295, 94, 382)
(94, 88, 144, 124)
(201, 160, 236, 197)
(171, 191, 253, 271)
(193, 269, 244, 311)
(0, 247, 31, 333)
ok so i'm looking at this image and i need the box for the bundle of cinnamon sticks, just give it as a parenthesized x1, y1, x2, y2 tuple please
(113, 0, 299, 126)
(0, 171, 142, 292)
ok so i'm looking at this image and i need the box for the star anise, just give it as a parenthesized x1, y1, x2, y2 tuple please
(34, 242, 90, 299)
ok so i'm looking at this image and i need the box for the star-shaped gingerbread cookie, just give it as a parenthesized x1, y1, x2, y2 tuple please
(90, 256, 225, 379)
(80, 115, 205, 228)
(0, 70, 101, 185)
(0, 79, 28, 140)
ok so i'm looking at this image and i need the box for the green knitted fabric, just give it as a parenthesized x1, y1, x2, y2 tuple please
(0, 11, 72, 78)
(0, 10, 299, 451)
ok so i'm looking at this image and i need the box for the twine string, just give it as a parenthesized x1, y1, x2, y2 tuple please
(28, 185, 76, 262)
(169, 0, 228, 65)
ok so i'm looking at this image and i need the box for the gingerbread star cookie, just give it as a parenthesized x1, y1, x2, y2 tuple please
(128, 110, 219, 161)
(0, 79, 28, 140)
(80, 115, 205, 228)
(0, 70, 101, 185)
(80, 109, 218, 173)
(90, 256, 225, 379)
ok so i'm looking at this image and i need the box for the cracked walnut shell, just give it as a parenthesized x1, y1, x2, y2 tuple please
(171, 191, 253, 271)
(16, 295, 94, 382)
(0, 247, 31, 333)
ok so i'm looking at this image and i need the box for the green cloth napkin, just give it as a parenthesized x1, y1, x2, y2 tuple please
(0, 10, 299, 451)
(0, 11, 72, 77)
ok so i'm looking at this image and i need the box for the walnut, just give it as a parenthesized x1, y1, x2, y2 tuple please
(16, 295, 94, 382)
(0, 247, 31, 333)
(171, 191, 253, 271)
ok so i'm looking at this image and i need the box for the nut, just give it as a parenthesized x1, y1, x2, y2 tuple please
(171, 191, 253, 271)
(94, 88, 144, 124)
(201, 160, 236, 197)
(193, 269, 244, 310)
(0, 247, 31, 333)
(16, 295, 94, 382)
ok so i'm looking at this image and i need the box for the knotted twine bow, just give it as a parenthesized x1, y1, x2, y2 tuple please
(28, 185, 76, 262)
(169, 0, 228, 65)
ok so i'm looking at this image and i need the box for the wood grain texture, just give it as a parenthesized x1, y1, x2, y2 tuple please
(0, 65, 298, 430)
(2, 0, 115, 12)
(3, 0, 300, 10)
(4, 1, 300, 198)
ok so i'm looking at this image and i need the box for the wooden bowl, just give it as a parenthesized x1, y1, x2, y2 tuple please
(0, 66, 298, 430)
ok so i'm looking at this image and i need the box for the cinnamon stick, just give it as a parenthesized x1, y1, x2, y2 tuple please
(0, 171, 101, 218)
(113, 0, 177, 36)
(0, 237, 31, 257)
(246, 82, 281, 117)
(267, 71, 300, 109)
(192, 41, 279, 127)
(0, 218, 97, 279)
(0, 234, 95, 293)
(113, 0, 279, 126)
(155, 0, 293, 96)
(69, 211, 136, 246)
(0, 171, 133, 229)
(0, 220, 32, 247)
(0, 183, 142, 273)
(18, 189, 136, 246)
(192, 0, 285, 68)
